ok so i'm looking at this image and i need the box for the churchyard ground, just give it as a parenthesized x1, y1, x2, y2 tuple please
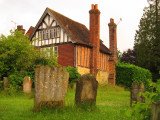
(0, 85, 138, 120)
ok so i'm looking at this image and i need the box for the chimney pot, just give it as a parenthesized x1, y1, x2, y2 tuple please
(17, 25, 23, 30)
(95, 4, 98, 9)
(91, 4, 94, 9)
(16, 25, 25, 34)
(110, 18, 114, 23)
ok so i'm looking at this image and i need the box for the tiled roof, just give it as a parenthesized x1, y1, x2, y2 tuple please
(48, 8, 111, 54)
(29, 8, 111, 55)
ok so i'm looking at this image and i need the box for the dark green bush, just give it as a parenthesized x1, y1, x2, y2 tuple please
(66, 66, 81, 84)
(116, 62, 152, 90)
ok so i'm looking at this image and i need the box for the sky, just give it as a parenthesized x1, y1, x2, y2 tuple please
(0, 0, 149, 52)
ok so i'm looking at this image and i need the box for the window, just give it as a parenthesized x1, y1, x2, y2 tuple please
(39, 31, 42, 40)
(50, 29, 53, 38)
(46, 30, 48, 39)
(54, 46, 58, 56)
(67, 35, 69, 41)
(106, 56, 109, 61)
(42, 31, 45, 40)
(56, 27, 60, 37)
(53, 28, 56, 38)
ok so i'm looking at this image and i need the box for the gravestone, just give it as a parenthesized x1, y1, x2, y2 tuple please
(34, 65, 69, 110)
(130, 81, 145, 107)
(75, 74, 98, 105)
(151, 102, 160, 120)
(23, 76, 32, 93)
(138, 82, 145, 103)
(3, 77, 9, 89)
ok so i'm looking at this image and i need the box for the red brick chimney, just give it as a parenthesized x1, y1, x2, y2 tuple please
(16, 25, 25, 34)
(108, 18, 117, 62)
(89, 4, 100, 77)
(108, 18, 117, 86)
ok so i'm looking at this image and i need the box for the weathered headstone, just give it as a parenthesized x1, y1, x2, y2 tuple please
(151, 102, 160, 120)
(3, 77, 9, 89)
(138, 82, 145, 103)
(75, 74, 98, 105)
(23, 76, 32, 93)
(130, 81, 145, 107)
(34, 65, 69, 110)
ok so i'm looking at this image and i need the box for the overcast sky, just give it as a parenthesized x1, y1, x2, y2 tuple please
(0, 0, 149, 52)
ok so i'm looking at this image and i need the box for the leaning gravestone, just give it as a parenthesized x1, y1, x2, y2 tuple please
(3, 77, 9, 89)
(34, 65, 69, 110)
(151, 102, 160, 120)
(75, 74, 98, 105)
(23, 76, 32, 93)
(130, 81, 145, 107)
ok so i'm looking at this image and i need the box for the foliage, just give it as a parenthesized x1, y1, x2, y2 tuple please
(117, 49, 122, 62)
(126, 79, 160, 120)
(0, 80, 3, 88)
(9, 71, 24, 87)
(0, 30, 57, 87)
(134, 1, 160, 81)
(120, 48, 137, 65)
(0, 30, 39, 85)
(0, 30, 39, 78)
(66, 66, 81, 84)
(116, 62, 152, 90)
(1, 84, 22, 96)
(35, 47, 57, 66)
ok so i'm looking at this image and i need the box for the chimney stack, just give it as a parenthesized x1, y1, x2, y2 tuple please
(16, 25, 25, 34)
(89, 4, 100, 76)
(108, 18, 117, 62)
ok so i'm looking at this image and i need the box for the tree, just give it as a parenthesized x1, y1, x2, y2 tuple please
(134, 1, 160, 80)
(0, 30, 38, 77)
(117, 49, 122, 62)
(0, 30, 57, 86)
(120, 48, 137, 65)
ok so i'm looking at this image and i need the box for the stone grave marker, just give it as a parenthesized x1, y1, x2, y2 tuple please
(3, 77, 9, 89)
(34, 65, 69, 110)
(138, 82, 145, 103)
(130, 81, 145, 107)
(151, 102, 160, 120)
(23, 76, 32, 93)
(75, 74, 98, 105)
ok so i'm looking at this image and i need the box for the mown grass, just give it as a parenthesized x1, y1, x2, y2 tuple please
(0, 85, 138, 120)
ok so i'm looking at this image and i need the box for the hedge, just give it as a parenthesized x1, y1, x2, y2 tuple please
(116, 62, 152, 90)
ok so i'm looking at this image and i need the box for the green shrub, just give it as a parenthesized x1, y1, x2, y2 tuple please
(126, 79, 160, 119)
(0, 80, 3, 88)
(35, 47, 57, 66)
(66, 66, 81, 84)
(9, 71, 24, 87)
(116, 62, 152, 90)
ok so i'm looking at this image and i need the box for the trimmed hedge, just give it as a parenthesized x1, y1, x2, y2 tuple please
(116, 62, 152, 90)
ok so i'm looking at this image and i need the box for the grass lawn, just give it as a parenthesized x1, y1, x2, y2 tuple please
(0, 85, 138, 120)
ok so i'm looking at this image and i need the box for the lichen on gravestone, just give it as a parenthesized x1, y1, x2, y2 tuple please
(130, 81, 145, 107)
(34, 65, 69, 110)
(75, 74, 98, 106)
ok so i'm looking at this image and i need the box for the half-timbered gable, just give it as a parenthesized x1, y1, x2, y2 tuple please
(30, 10, 72, 47)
